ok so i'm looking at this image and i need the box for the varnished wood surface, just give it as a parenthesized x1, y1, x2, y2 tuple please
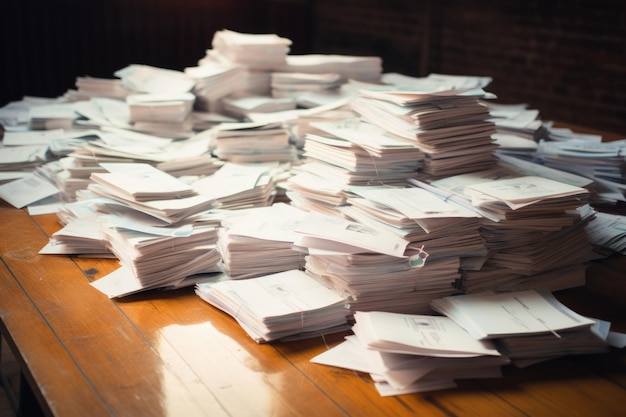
(1, 199, 626, 417)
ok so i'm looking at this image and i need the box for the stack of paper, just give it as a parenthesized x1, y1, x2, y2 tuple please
(291, 105, 356, 150)
(416, 171, 595, 288)
(305, 251, 462, 314)
(62, 124, 220, 179)
(537, 139, 626, 205)
(191, 162, 281, 210)
(431, 289, 595, 339)
(195, 269, 351, 343)
(0, 141, 51, 172)
(125, 92, 195, 138)
(37, 157, 97, 202)
(114, 64, 195, 95)
(67, 76, 134, 101)
(210, 29, 292, 71)
(277, 54, 383, 83)
(462, 175, 590, 221)
(585, 211, 626, 255)
(298, 119, 424, 187)
(26, 102, 81, 130)
(87, 163, 218, 224)
(90, 162, 196, 201)
(221, 95, 297, 120)
(381, 73, 494, 91)
(90, 222, 222, 298)
(544, 126, 603, 143)
(312, 288, 616, 396)
(540, 140, 626, 183)
(496, 318, 611, 366)
(217, 203, 308, 279)
(209, 121, 296, 163)
(484, 101, 547, 147)
(430, 289, 611, 365)
(39, 218, 112, 256)
(285, 171, 350, 216)
(185, 62, 249, 113)
(351, 85, 498, 178)
(293, 210, 410, 258)
(352, 310, 500, 356)
(291, 210, 463, 313)
(0, 96, 68, 128)
(271, 72, 342, 99)
(341, 186, 486, 260)
(311, 312, 508, 396)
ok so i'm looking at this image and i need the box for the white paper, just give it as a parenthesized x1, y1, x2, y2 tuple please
(0, 174, 60, 208)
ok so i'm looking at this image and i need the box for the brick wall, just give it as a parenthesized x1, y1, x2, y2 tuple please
(309, 0, 626, 136)
(2, 0, 624, 136)
(0, 0, 264, 106)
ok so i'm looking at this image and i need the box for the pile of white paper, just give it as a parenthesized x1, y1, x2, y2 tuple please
(87, 163, 218, 224)
(217, 203, 308, 279)
(95, 222, 221, 296)
(221, 95, 297, 120)
(68, 76, 134, 101)
(277, 54, 383, 83)
(431, 289, 595, 339)
(305, 252, 461, 314)
(185, 62, 248, 113)
(195, 269, 351, 342)
(209, 121, 296, 163)
(288, 208, 465, 313)
(39, 217, 112, 256)
(484, 101, 547, 146)
(298, 119, 424, 187)
(285, 171, 349, 216)
(411, 170, 596, 291)
(312, 288, 618, 396)
(210, 29, 292, 71)
(125, 92, 195, 138)
(292, 184, 488, 313)
(27, 102, 80, 130)
(271, 72, 342, 99)
(343, 186, 485, 258)
(191, 162, 281, 210)
(431, 289, 613, 366)
(114, 64, 195, 95)
(351, 78, 498, 178)
(585, 211, 626, 255)
(538, 139, 626, 204)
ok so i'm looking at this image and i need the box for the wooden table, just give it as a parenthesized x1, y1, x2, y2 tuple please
(1, 198, 626, 417)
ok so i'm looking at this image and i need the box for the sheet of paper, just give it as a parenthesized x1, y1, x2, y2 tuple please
(354, 187, 473, 219)
(431, 289, 596, 339)
(0, 174, 60, 208)
(294, 211, 409, 257)
(353, 311, 501, 357)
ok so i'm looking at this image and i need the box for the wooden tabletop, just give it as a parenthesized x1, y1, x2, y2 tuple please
(1, 199, 626, 417)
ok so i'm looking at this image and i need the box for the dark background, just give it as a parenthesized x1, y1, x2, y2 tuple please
(2, 0, 625, 135)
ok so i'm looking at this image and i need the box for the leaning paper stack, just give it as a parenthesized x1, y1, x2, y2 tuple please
(195, 269, 351, 343)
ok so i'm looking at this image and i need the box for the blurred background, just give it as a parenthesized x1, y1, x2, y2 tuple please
(1, 0, 624, 134)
